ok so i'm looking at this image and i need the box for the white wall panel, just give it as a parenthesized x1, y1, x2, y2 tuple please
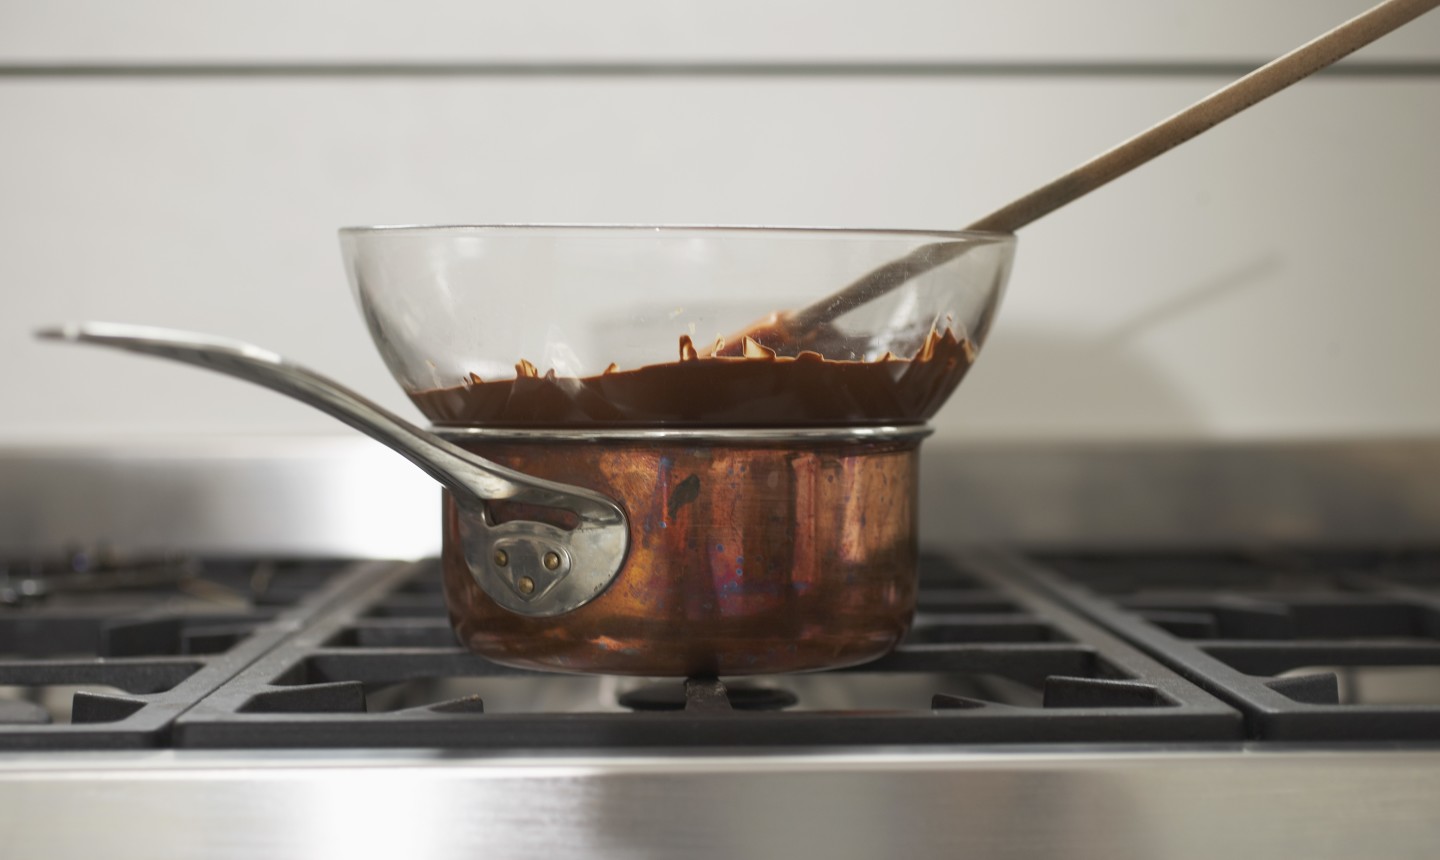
(1, 77, 1435, 442)
(2, 1, 1438, 62)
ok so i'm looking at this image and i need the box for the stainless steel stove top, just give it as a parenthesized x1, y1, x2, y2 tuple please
(2, 438, 1440, 859)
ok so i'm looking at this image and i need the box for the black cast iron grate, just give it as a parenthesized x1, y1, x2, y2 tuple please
(171, 554, 1243, 749)
(1006, 548, 1440, 740)
(0, 554, 386, 749)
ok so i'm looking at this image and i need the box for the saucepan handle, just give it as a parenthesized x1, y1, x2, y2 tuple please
(35, 322, 629, 617)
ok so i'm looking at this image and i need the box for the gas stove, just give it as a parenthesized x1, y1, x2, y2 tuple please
(2, 439, 1439, 858)
(0, 550, 1248, 750)
(5, 545, 1440, 748)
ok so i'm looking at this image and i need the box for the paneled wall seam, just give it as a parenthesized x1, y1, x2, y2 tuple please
(1, 60, 1439, 80)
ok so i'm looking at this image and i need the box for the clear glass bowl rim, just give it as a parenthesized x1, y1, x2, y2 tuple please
(337, 223, 1015, 243)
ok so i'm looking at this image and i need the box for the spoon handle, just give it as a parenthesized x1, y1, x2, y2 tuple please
(792, 0, 1439, 330)
(968, 0, 1439, 234)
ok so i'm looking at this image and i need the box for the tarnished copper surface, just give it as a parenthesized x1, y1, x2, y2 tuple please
(441, 434, 922, 676)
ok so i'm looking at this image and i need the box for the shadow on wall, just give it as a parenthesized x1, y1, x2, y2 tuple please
(940, 326, 1205, 439)
(934, 254, 1281, 440)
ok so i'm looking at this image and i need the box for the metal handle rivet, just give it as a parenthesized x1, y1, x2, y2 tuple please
(543, 551, 562, 571)
(517, 576, 536, 595)
(494, 549, 509, 567)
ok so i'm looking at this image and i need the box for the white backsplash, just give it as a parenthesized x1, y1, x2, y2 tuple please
(1, 1, 1437, 443)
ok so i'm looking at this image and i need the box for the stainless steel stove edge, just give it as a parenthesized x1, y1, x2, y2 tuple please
(918, 436, 1440, 548)
(4, 436, 1440, 553)
(0, 746, 1435, 860)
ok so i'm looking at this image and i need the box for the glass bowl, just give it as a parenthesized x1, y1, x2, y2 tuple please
(339, 225, 1015, 428)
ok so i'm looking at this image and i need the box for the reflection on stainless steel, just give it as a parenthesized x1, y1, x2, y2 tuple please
(1279, 665, 1440, 705)
(356, 672, 1044, 714)
(918, 439, 1440, 547)
(0, 684, 130, 724)
(0, 554, 202, 607)
(0, 749, 1438, 860)
(0, 436, 440, 558)
(5, 439, 1440, 558)
(362, 675, 635, 714)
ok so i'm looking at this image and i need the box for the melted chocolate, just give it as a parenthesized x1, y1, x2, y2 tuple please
(409, 327, 976, 428)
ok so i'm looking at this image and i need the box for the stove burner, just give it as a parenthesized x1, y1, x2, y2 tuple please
(0, 549, 202, 606)
(0, 554, 357, 748)
(618, 678, 800, 712)
(1023, 548, 1440, 740)
(173, 556, 1245, 748)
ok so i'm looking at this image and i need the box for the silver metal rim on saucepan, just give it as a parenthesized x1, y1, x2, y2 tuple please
(432, 426, 934, 443)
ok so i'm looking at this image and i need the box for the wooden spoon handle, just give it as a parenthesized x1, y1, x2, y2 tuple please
(968, 0, 1440, 233)
(791, 0, 1439, 331)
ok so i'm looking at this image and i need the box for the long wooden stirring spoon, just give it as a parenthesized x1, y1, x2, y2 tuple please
(746, 0, 1439, 347)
